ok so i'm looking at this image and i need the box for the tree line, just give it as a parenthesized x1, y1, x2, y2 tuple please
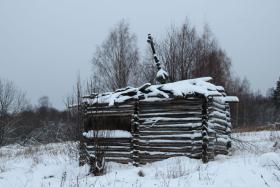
(0, 80, 78, 146)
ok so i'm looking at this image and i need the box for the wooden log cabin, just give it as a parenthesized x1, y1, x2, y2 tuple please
(80, 77, 238, 166)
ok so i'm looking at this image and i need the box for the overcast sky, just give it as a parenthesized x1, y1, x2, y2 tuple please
(0, 0, 279, 109)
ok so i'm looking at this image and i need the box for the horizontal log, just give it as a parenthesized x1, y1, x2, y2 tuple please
(139, 154, 186, 161)
(139, 138, 203, 143)
(209, 119, 229, 128)
(138, 136, 203, 141)
(139, 98, 203, 106)
(139, 126, 202, 132)
(137, 141, 202, 147)
(86, 147, 131, 152)
(138, 130, 200, 136)
(209, 116, 229, 124)
(141, 121, 203, 126)
(104, 152, 131, 158)
(87, 104, 134, 110)
(85, 137, 131, 143)
(216, 134, 230, 139)
(209, 113, 227, 121)
(191, 153, 202, 159)
(140, 117, 202, 124)
(105, 157, 131, 164)
(212, 98, 226, 105)
(139, 132, 202, 139)
(86, 106, 134, 111)
(214, 144, 228, 149)
(211, 101, 226, 110)
(85, 112, 133, 117)
(139, 158, 166, 164)
(86, 109, 134, 114)
(139, 112, 202, 119)
(209, 122, 228, 130)
(208, 107, 229, 115)
(211, 130, 228, 136)
(139, 100, 202, 105)
(137, 146, 193, 153)
(138, 149, 203, 159)
(137, 152, 203, 164)
(85, 141, 131, 147)
(214, 150, 229, 155)
(86, 101, 135, 107)
(139, 107, 202, 114)
(86, 152, 132, 159)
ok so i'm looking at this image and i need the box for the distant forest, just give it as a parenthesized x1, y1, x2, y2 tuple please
(1, 19, 279, 146)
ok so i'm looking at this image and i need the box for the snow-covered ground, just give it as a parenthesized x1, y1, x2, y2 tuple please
(0, 130, 280, 187)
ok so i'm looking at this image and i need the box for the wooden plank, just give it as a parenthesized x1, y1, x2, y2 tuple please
(138, 130, 200, 136)
(139, 112, 202, 118)
(86, 147, 131, 152)
(139, 132, 202, 139)
(211, 102, 226, 110)
(86, 109, 134, 114)
(139, 117, 202, 124)
(139, 107, 202, 114)
(209, 114, 227, 121)
(85, 137, 131, 143)
(104, 152, 131, 158)
(208, 106, 229, 115)
(209, 119, 229, 126)
(85, 142, 131, 147)
(138, 136, 203, 141)
(138, 141, 202, 147)
(105, 157, 131, 164)
(85, 112, 133, 117)
(86, 101, 135, 107)
(87, 104, 134, 110)
(137, 145, 193, 151)
(139, 98, 203, 107)
(139, 126, 202, 132)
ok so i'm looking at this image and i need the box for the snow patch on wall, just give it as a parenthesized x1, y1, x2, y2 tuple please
(83, 130, 132, 138)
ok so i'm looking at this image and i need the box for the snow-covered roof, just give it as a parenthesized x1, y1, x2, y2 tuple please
(83, 77, 238, 106)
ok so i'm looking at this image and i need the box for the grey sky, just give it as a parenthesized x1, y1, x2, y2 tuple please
(0, 0, 279, 109)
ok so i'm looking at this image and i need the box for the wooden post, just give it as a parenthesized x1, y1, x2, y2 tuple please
(147, 34, 169, 84)
(201, 96, 209, 163)
(131, 101, 140, 166)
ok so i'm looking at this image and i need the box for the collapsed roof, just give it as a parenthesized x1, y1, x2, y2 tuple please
(83, 77, 239, 106)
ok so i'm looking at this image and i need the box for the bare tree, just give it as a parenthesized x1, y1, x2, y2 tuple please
(141, 21, 232, 88)
(192, 25, 232, 87)
(92, 20, 139, 91)
(64, 74, 83, 142)
(158, 20, 198, 81)
(0, 78, 27, 145)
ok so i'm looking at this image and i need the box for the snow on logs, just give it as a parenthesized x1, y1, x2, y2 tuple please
(81, 77, 238, 165)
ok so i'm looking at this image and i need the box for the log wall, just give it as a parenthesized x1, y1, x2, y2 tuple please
(208, 97, 232, 156)
(84, 137, 132, 164)
(83, 103, 134, 164)
(81, 96, 232, 165)
(135, 98, 204, 165)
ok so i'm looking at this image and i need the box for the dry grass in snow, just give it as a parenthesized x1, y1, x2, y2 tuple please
(0, 131, 280, 187)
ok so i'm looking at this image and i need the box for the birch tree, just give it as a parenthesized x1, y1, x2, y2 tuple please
(92, 20, 139, 91)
